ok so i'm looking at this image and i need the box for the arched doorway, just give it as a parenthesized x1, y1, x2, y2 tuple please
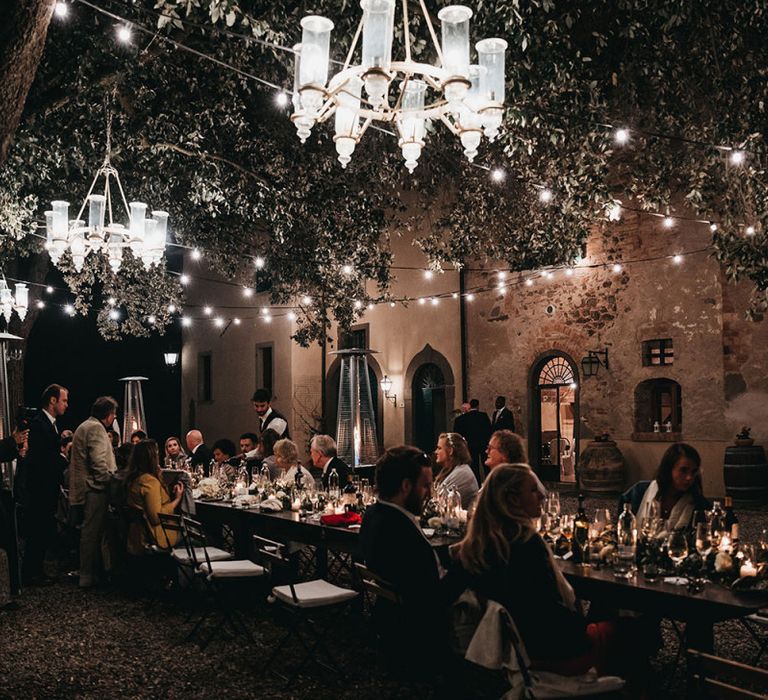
(412, 363, 446, 453)
(529, 352, 580, 484)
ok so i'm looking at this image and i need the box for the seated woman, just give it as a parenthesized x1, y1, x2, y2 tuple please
(452, 463, 613, 675)
(620, 442, 710, 531)
(273, 438, 314, 487)
(125, 439, 184, 555)
(434, 432, 478, 509)
(163, 435, 188, 469)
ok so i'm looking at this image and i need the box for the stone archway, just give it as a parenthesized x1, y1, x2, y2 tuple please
(404, 344, 456, 449)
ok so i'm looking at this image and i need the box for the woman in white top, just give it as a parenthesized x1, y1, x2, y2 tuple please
(434, 432, 478, 509)
(273, 438, 315, 488)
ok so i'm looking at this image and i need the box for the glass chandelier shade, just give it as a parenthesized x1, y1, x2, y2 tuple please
(0, 280, 28, 323)
(290, 1, 507, 171)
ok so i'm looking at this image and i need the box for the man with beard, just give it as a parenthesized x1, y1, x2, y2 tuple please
(360, 446, 463, 681)
(251, 389, 289, 439)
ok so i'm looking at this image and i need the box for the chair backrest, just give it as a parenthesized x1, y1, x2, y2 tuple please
(157, 512, 184, 552)
(252, 534, 299, 603)
(353, 562, 402, 605)
(180, 516, 213, 572)
(121, 505, 157, 549)
(688, 649, 768, 699)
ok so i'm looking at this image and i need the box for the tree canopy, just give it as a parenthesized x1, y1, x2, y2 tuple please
(0, 0, 765, 343)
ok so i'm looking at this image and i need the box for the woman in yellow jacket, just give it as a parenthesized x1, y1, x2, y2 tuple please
(126, 439, 184, 555)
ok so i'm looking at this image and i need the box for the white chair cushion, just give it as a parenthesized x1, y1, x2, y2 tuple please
(532, 671, 625, 698)
(272, 579, 358, 608)
(172, 546, 232, 565)
(199, 559, 265, 578)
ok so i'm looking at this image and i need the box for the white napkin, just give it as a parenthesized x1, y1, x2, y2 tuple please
(663, 576, 688, 585)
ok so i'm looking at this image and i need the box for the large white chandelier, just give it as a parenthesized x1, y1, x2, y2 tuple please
(290, 1, 507, 172)
(0, 279, 28, 323)
(45, 123, 169, 274)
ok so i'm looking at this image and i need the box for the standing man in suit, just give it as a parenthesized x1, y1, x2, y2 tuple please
(452, 398, 491, 482)
(251, 389, 290, 439)
(19, 384, 69, 585)
(70, 396, 118, 588)
(490, 395, 516, 433)
(360, 445, 463, 679)
(186, 430, 214, 476)
(309, 434, 350, 489)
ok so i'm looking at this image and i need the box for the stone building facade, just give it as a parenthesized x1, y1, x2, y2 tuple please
(180, 210, 767, 496)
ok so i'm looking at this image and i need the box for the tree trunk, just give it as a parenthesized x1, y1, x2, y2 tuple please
(0, 0, 55, 166)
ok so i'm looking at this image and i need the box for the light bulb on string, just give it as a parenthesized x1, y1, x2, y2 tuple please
(179, 274, 190, 285)
(497, 271, 507, 280)
(565, 268, 574, 277)
(367, 303, 374, 310)
(46, 286, 54, 294)
(203, 306, 213, 315)
(64, 304, 75, 316)
(418, 298, 426, 306)
(181, 316, 192, 327)
(729, 150, 745, 165)
(353, 300, 362, 310)
(745, 225, 756, 236)
(672, 254, 683, 264)
(663, 216, 674, 229)
(108, 309, 120, 321)
(525, 279, 534, 287)
(263, 314, 272, 323)
(612, 263, 623, 273)
(254, 256, 265, 269)
(490, 168, 506, 183)
(424, 270, 434, 280)
(467, 293, 475, 301)
(613, 128, 629, 145)
(389, 302, 396, 308)
(54, 2, 68, 18)
(243, 287, 254, 298)
(191, 248, 202, 261)
(234, 317, 242, 325)
(214, 317, 224, 327)
(107, 297, 116, 306)
(301, 295, 312, 306)
(260, 307, 268, 315)
(116, 25, 132, 43)
(342, 264, 353, 276)
(451, 292, 458, 299)
(607, 202, 622, 221)
(147, 314, 156, 324)
(542, 271, 552, 279)
(431, 297, 439, 306)
(709, 223, 718, 232)
(167, 304, 177, 314)
(36, 300, 45, 310)
(275, 92, 289, 107)
(287, 311, 297, 321)
(538, 188, 553, 204)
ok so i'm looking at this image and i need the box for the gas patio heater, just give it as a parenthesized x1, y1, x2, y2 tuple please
(120, 376, 148, 440)
(333, 349, 379, 468)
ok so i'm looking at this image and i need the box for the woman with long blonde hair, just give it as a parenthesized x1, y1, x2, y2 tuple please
(452, 463, 614, 675)
(433, 432, 478, 509)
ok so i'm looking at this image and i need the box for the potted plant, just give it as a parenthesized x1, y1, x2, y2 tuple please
(735, 426, 754, 447)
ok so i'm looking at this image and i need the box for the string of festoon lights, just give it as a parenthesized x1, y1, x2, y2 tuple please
(3, 246, 714, 330)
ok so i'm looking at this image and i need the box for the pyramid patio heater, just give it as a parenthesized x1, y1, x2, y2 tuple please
(120, 376, 148, 440)
(333, 349, 379, 469)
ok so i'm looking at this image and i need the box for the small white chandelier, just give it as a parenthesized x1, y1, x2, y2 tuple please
(45, 120, 169, 274)
(0, 279, 28, 323)
(290, 1, 507, 172)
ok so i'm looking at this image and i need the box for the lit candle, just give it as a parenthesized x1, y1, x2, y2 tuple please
(291, 497, 301, 512)
(718, 534, 732, 552)
(740, 560, 758, 577)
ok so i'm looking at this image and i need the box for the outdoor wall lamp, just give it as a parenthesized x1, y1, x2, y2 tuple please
(580, 349, 609, 378)
(380, 374, 398, 406)
(163, 350, 180, 370)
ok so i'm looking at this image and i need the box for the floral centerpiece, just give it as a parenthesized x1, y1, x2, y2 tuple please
(193, 477, 221, 500)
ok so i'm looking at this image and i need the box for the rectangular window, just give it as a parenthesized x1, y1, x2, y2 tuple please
(339, 324, 369, 350)
(256, 343, 274, 396)
(642, 338, 674, 366)
(198, 352, 213, 403)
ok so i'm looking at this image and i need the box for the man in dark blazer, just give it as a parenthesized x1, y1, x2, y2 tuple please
(490, 395, 516, 433)
(309, 434, 350, 489)
(18, 384, 69, 585)
(185, 429, 214, 476)
(360, 445, 463, 677)
(452, 398, 491, 482)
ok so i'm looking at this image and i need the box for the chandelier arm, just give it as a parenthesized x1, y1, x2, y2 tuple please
(401, 0, 411, 64)
(439, 112, 460, 136)
(422, 74, 442, 92)
(105, 170, 115, 227)
(343, 15, 365, 71)
(417, 0, 444, 67)
(357, 115, 374, 139)
(391, 73, 410, 114)
(112, 170, 132, 219)
(73, 169, 103, 224)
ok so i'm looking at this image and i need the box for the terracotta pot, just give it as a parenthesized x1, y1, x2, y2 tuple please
(734, 438, 755, 447)
(578, 435, 626, 493)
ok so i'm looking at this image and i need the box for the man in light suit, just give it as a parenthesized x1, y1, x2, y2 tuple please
(70, 396, 117, 588)
(19, 384, 69, 585)
(490, 395, 516, 433)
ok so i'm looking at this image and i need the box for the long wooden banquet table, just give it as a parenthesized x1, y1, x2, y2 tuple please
(195, 500, 764, 653)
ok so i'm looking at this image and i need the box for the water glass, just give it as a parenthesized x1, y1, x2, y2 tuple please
(695, 523, 712, 558)
(667, 529, 689, 569)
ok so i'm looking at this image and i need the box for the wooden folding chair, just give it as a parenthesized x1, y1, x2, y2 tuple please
(687, 648, 768, 699)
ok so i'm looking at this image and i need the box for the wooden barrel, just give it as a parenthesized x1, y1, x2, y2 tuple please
(578, 436, 626, 493)
(724, 445, 768, 506)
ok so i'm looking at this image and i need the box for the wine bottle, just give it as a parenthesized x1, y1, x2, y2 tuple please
(342, 474, 357, 506)
(328, 468, 339, 495)
(573, 493, 589, 563)
(724, 496, 740, 543)
(709, 500, 725, 538)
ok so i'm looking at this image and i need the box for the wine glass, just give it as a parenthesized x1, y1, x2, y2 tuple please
(560, 514, 574, 542)
(667, 529, 689, 573)
(547, 492, 561, 519)
(695, 523, 712, 558)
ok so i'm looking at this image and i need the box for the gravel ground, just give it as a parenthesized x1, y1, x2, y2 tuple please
(1, 494, 766, 700)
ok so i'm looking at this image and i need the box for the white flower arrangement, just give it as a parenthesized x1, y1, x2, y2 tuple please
(196, 477, 221, 499)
